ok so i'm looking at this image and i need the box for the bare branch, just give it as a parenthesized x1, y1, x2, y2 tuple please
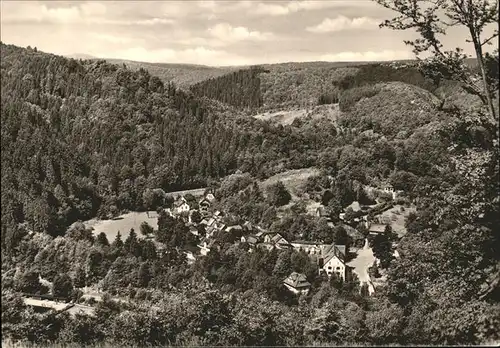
(374, 0, 498, 120)
(481, 31, 499, 46)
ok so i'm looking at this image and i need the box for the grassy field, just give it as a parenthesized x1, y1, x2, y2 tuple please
(260, 167, 321, 200)
(252, 104, 340, 126)
(72, 211, 159, 242)
(68, 187, 206, 242)
(377, 204, 417, 237)
(253, 108, 308, 125)
(259, 167, 321, 220)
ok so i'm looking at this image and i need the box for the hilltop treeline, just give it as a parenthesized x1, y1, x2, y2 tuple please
(334, 63, 436, 92)
(312, 63, 438, 110)
(190, 66, 267, 109)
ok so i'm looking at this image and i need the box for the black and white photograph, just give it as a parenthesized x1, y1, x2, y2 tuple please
(1, 0, 499, 347)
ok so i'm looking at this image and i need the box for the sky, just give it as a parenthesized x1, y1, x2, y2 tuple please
(0, 0, 497, 66)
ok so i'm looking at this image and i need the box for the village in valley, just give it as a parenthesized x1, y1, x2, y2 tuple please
(143, 181, 410, 296)
(19, 172, 414, 318)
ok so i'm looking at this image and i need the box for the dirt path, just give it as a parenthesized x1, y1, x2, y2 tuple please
(22, 297, 95, 316)
(347, 239, 376, 294)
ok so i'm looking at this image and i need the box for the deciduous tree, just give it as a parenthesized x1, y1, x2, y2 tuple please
(374, 0, 499, 121)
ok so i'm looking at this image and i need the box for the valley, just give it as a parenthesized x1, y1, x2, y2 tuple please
(1, 34, 498, 347)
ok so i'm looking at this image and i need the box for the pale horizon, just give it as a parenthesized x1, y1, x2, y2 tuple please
(1, 1, 497, 67)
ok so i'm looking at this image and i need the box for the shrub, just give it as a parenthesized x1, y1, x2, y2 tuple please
(53, 274, 74, 298)
(266, 181, 292, 207)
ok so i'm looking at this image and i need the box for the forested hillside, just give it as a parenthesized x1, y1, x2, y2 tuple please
(0, 44, 358, 244)
(187, 61, 449, 112)
(1, 43, 499, 347)
(190, 66, 267, 109)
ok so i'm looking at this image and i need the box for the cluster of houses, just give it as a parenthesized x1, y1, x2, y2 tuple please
(318, 184, 404, 238)
(163, 191, 352, 295)
(160, 183, 405, 295)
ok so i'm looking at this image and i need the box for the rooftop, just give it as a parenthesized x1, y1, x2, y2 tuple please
(283, 272, 311, 289)
(345, 201, 361, 212)
(322, 243, 347, 264)
(369, 224, 387, 233)
(291, 240, 323, 246)
(246, 236, 258, 244)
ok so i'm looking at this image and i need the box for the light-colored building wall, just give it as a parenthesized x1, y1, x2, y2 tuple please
(322, 255, 346, 280)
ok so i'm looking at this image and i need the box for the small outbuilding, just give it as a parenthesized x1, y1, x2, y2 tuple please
(283, 272, 311, 295)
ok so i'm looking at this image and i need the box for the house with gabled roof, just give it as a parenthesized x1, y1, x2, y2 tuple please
(213, 210, 224, 220)
(243, 221, 253, 232)
(255, 230, 265, 239)
(197, 238, 221, 256)
(263, 233, 292, 250)
(241, 235, 258, 245)
(205, 193, 216, 202)
(206, 217, 216, 227)
(173, 197, 190, 215)
(283, 272, 311, 295)
(199, 198, 211, 216)
(205, 220, 226, 238)
(240, 235, 259, 252)
(368, 223, 387, 235)
(319, 243, 348, 280)
(316, 206, 331, 220)
(188, 225, 199, 236)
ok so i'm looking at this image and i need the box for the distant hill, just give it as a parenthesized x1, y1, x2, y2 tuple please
(65, 53, 97, 60)
(101, 58, 238, 89)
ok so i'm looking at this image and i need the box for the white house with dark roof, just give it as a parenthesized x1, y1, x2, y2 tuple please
(283, 272, 311, 294)
(173, 197, 190, 215)
(382, 184, 404, 200)
(319, 244, 347, 280)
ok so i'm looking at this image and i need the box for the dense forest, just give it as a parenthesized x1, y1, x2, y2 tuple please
(0, 44, 347, 241)
(190, 66, 267, 109)
(1, 43, 499, 346)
